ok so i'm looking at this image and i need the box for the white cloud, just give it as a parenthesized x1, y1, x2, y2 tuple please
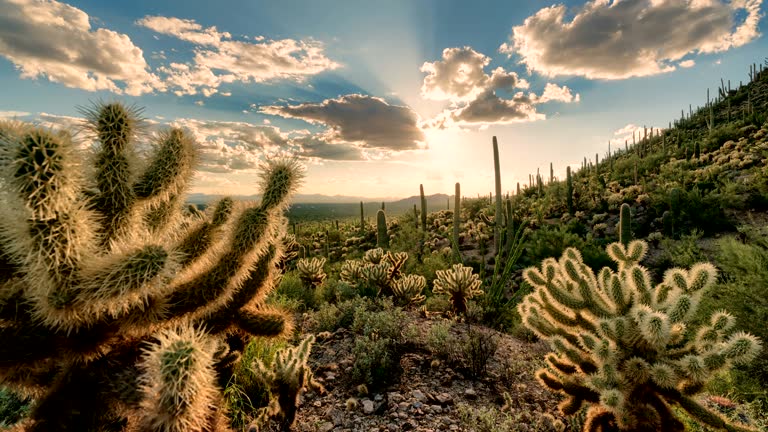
(420, 47, 579, 128)
(0, 0, 161, 95)
(261, 94, 426, 151)
(609, 123, 662, 148)
(502, 0, 763, 79)
(0, 110, 30, 119)
(679, 59, 696, 68)
(137, 15, 340, 97)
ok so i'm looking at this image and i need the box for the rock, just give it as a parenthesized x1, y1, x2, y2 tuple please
(362, 399, 375, 415)
(464, 388, 477, 400)
(412, 389, 427, 402)
(436, 393, 454, 406)
(318, 422, 334, 432)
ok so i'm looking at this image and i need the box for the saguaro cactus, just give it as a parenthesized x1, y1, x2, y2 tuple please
(0, 102, 302, 431)
(619, 203, 631, 246)
(376, 209, 389, 249)
(518, 241, 761, 432)
(419, 184, 427, 231)
(359, 201, 365, 234)
(566, 166, 574, 215)
(492, 137, 503, 253)
(453, 182, 461, 260)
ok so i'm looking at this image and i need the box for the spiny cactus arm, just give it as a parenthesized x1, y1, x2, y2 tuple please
(81, 102, 141, 244)
(560, 255, 615, 318)
(40, 240, 180, 331)
(296, 257, 327, 287)
(138, 325, 219, 432)
(340, 259, 365, 286)
(536, 369, 600, 415)
(384, 251, 408, 280)
(363, 247, 384, 264)
(174, 197, 235, 267)
(133, 128, 197, 206)
(233, 306, 292, 339)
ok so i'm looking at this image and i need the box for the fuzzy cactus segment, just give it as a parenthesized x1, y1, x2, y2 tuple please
(518, 240, 762, 432)
(252, 334, 325, 431)
(433, 264, 483, 315)
(392, 274, 427, 307)
(0, 102, 303, 431)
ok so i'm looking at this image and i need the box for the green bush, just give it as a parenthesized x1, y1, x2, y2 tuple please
(351, 335, 397, 389)
(0, 387, 30, 428)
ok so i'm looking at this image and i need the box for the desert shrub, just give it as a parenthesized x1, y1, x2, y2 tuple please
(426, 321, 459, 361)
(275, 271, 317, 310)
(462, 327, 499, 379)
(351, 335, 397, 389)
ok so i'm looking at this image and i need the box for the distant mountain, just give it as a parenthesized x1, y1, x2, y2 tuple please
(186, 192, 405, 205)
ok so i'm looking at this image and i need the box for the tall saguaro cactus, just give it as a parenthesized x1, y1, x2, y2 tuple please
(453, 182, 461, 261)
(566, 166, 574, 215)
(619, 203, 631, 246)
(492, 136, 503, 253)
(419, 184, 427, 231)
(0, 102, 303, 431)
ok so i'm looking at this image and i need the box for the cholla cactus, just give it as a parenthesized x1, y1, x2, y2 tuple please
(295, 257, 326, 288)
(340, 259, 366, 287)
(433, 264, 483, 315)
(391, 274, 427, 307)
(361, 261, 392, 294)
(363, 247, 385, 264)
(0, 102, 302, 431)
(518, 240, 762, 432)
(251, 335, 325, 431)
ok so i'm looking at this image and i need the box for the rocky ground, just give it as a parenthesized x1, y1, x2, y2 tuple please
(258, 312, 568, 432)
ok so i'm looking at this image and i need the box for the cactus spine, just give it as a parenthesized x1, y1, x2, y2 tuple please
(492, 136, 503, 253)
(0, 102, 302, 431)
(419, 184, 427, 231)
(376, 209, 388, 249)
(620, 203, 631, 246)
(453, 182, 461, 261)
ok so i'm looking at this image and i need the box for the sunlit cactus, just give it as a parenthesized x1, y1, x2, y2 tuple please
(295, 257, 327, 288)
(361, 261, 392, 294)
(518, 240, 762, 432)
(391, 274, 426, 307)
(0, 101, 303, 431)
(433, 264, 483, 315)
(363, 247, 385, 265)
(619, 203, 631, 246)
(340, 259, 366, 287)
(251, 335, 325, 431)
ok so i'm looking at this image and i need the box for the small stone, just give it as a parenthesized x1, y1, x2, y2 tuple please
(436, 393, 453, 405)
(412, 389, 426, 401)
(430, 404, 442, 414)
(374, 393, 383, 402)
(362, 399, 375, 415)
(413, 401, 423, 409)
(318, 422, 334, 432)
(464, 388, 477, 400)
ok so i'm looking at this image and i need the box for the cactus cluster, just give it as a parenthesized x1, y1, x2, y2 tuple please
(0, 102, 302, 431)
(251, 335, 325, 431)
(295, 257, 327, 288)
(518, 240, 762, 432)
(433, 264, 484, 315)
(340, 248, 424, 304)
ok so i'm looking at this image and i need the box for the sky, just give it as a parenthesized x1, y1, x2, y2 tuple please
(0, 0, 765, 200)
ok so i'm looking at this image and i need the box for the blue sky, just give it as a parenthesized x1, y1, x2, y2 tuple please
(0, 0, 765, 199)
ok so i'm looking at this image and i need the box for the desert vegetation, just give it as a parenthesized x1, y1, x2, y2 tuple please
(2, 58, 768, 432)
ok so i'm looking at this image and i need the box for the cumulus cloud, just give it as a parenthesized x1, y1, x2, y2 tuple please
(501, 0, 763, 79)
(137, 15, 339, 97)
(420, 47, 579, 128)
(0, 0, 161, 95)
(260, 94, 426, 151)
(679, 59, 696, 68)
(609, 123, 663, 148)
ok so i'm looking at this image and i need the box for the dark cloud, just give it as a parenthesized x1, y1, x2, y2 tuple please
(261, 94, 426, 151)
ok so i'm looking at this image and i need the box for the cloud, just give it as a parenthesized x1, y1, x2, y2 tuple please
(501, 0, 763, 79)
(420, 47, 579, 128)
(533, 83, 580, 103)
(0, 0, 161, 95)
(291, 135, 365, 161)
(609, 123, 662, 148)
(679, 59, 696, 68)
(0, 110, 30, 119)
(260, 94, 426, 151)
(137, 15, 339, 96)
